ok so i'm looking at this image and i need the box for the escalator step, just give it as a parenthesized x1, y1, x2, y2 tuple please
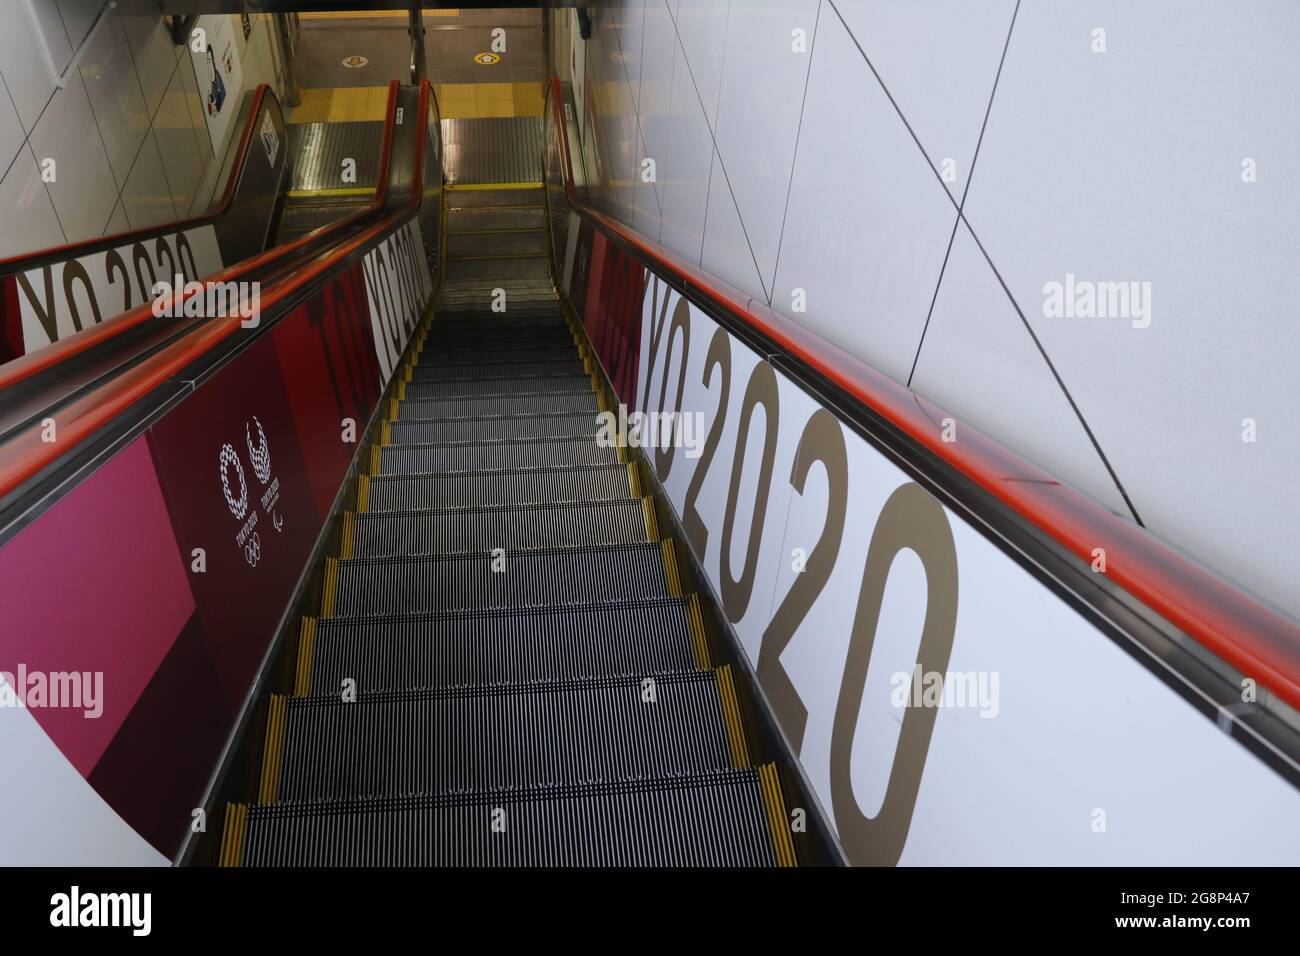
(400, 374, 592, 399)
(389, 411, 600, 445)
(422, 329, 575, 352)
(377, 436, 617, 476)
(234, 769, 779, 866)
(276, 672, 735, 801)
(331, 542, 673, 615)
(407, 358, 587, 383)
(349, 498, 652, 557)
(395, 392, 598, 421)
(303, 598, 702, 694)
(418, 345, 578, 366)
(362, 463, 635, 511)
(433, 310, 564, 330)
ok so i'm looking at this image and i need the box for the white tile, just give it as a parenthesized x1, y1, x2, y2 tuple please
(613, 0, 647, 111)
(152, 65, 202, 213)
(955, 0, 1300, 620)
(0, 5, 58, 133)
(0, 76, 27, 173)
(103, 198, 128, 236)
(77, 11, 148, 190)
(672, 0, 730, 125)
(655, 29, 713, 259)
(700, 148, 765, 294)
(831, 0, 1018, 200)
(708, 0, 820, 296)
(26, 76, 116, 244)
(121, 130, 176, 229)
(630, 123, 661, 240)
(58, 0, 104, 48)
(117, 0, 179, 119)
(29, 0, 75, 73)
(770, 13, 956, 384)
(175, 48, 211, 171)
(0, 149, 64, 258)
(911, 223, 1133, 516)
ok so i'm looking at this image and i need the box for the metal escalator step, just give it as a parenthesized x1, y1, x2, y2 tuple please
(350, 499, 650, 557)
(446, 230, 548, 259)
(395, 392, 598, 421)
(363, 464, 633, 511)
(277, 672, 733, 802)
(236, 769, 778, 866)
(443, 256, 552, 283)
(418, 344, 577, 365)
(305, 598, 698, 694)
(398, 374, 592, 400)
(423, 327, 571, 351)
(408, 358, 587, 382)
(389, 411, 599, 445)
(377, 436, 617, 476)
(332, 543, 671, 615)
(447, 205, 546, 232)
(432, 310, 565, 331)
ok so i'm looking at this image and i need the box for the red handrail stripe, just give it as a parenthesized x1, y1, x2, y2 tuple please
(546, 76, 1300, 710)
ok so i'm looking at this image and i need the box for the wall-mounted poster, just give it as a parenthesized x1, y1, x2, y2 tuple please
(190, 15, 245, 158)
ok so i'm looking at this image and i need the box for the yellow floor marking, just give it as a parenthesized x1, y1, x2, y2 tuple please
(291, 86, 391, 124)
(435, 81, 544, 118)
(299, 9, 461, 19)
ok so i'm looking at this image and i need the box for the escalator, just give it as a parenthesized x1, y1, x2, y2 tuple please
(220, 185, 798, 867)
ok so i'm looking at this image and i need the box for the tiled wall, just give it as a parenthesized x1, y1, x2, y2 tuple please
(565, 0, 1300, 623)
(0, 2, 284, 259)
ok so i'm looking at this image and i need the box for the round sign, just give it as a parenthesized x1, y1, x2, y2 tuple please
(474, 52, 501, 66)
(342, 55, 369, 69)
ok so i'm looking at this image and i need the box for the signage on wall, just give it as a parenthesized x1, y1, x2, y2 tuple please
(241, 13, 251, 41)
(259, 111, 279, 167)
(190, 15, 245, 158)
(342, 55, 368, 69)
(474, 52, 500, 66)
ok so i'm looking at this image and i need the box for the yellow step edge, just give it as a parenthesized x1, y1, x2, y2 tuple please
(218, 803, 247, 867)
(381, 420, 392, 445)
(389, 399, 399, 420)
(357, 474, 370, 513)
(257, 695, 286, 804)
(445, 181, 543, 192)
(715, 664, 751, 769)
(661, 539, 682, 597)
(758, 764, 799, 867)
(641, 496, 659, 542)
(286, 186, 375, 199)
(615, 443, 628, 464)
(321, 557, 339, 616)
(369, 445, 382, 476)
(687, 593, 712, 669)
(294, 617, 317, 696)
(403, 363, 414, 383)
(626, 461, 641, 497)
(398, 380, 407, 401)
(340, 512, 355, 559)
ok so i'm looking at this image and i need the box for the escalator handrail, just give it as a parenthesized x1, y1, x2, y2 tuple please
(0, 82, 431, 509)
(0, 84, 398, 395)
(544, 75, 1300, 711)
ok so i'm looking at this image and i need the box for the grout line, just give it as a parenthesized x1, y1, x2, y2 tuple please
(908, 0, 1020, 388)
(827, 0, 1143, 525)
(769, 0, 824, 307)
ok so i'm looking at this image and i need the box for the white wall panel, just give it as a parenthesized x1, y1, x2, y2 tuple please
(950, 0, 1300, 620)
(0, 150, 64, 257)
(0, 4, 58, 133)
(28, 74, 117, 242)
(701, 150, 765, 294)
(655, 31, 714, 259)
(912, 223, 1132, 516)
(707, 0, 820, 296)
(79, 12, 149, 190)
(832, 0, 1018, 201)
(121, 130, 176, 229)
(771, 12, 956, 383)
